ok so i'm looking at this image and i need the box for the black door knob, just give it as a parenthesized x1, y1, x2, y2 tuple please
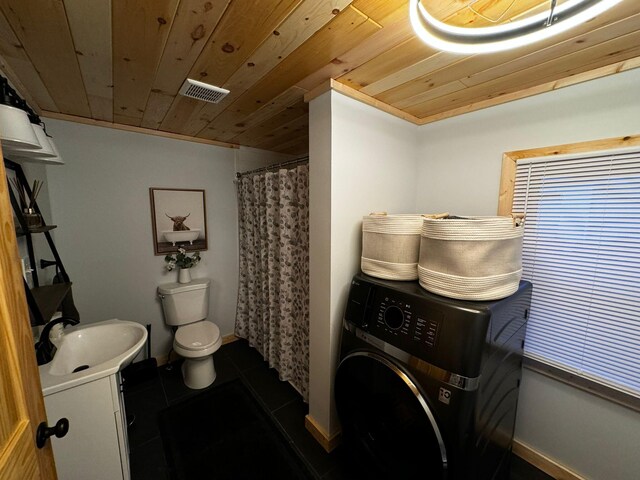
(36, 418, 69, 448)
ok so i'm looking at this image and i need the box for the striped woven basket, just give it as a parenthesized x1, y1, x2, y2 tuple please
(361, 213, 424, 281)
(418, 214, 525, 300)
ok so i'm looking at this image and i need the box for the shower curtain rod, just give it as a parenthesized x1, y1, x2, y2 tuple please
(235, 156, 309, 179)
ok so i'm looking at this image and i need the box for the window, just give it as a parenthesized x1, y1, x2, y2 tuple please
(499, 136, 640, 404)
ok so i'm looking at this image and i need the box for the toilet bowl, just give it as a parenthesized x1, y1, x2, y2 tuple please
(174, 320, 222, 389)
(158, 279, 222, 389)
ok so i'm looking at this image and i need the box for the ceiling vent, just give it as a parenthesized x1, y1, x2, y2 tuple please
(178, 79, 230, 103)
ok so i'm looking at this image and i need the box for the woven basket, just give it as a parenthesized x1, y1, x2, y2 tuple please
(418, 214, 524, 300)
(361, 213, 424, 280)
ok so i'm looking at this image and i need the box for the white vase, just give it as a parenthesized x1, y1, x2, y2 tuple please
(178, 268, 191, 284)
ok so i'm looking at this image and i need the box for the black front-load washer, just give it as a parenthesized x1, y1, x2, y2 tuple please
(335, 273, 531, 480)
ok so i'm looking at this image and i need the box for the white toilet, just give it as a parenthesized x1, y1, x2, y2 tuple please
(158, 278, 222, 389)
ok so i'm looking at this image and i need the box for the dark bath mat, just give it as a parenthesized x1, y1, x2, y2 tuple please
(158, 379, 313, 480)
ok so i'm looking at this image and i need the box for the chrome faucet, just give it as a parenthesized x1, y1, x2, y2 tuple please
(35, 317, 79, 366)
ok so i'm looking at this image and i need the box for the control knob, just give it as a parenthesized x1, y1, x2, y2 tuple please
(384, 305, 404, 330)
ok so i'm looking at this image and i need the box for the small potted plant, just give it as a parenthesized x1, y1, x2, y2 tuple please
(165, 248, 201, 283)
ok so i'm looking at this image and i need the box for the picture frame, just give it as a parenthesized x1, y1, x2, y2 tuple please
(149, 188, 208, 255)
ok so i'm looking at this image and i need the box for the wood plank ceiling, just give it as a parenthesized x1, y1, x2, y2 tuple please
(0, 0, 638, 156)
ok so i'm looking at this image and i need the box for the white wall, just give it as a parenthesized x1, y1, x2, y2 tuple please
(234, 145, 294, 172)
(308, 90, 334, 437)
(416, 68, 640, 216)
(42, 119, 269, 359)
(308, 90, 419, 436)
(415, 68, 640, 479)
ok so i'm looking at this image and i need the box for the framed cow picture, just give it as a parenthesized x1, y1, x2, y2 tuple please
(149, 188, 208, 255)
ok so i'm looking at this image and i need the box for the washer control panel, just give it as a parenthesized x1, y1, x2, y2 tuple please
(382, 305, 405, 330)
(344, 277, 443, 358)
(343, 274, 503, 378)
(375, 294, 441, 351)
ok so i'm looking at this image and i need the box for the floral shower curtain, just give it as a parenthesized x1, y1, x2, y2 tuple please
(235, 164, 309, 400)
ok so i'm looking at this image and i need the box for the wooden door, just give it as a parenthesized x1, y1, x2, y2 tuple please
(0, 153, 57, 479)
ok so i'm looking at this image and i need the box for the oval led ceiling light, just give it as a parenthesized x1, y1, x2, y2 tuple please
(409, 0, 623, 54)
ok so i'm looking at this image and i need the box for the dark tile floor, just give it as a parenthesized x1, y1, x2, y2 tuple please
(124, 339, 553, 480)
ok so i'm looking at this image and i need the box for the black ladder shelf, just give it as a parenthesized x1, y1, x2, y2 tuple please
(4, 158, 78, 325)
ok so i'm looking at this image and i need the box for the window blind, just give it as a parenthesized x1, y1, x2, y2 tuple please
(513, 150, 640, 396)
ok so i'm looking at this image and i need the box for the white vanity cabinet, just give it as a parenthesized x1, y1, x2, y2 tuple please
(43, 372, 130, 480)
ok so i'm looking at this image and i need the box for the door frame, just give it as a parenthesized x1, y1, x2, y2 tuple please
(0, 153, 57, 479)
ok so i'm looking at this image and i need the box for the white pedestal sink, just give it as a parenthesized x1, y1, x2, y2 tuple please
(41, 318, 147, 388)
(39, 319, 147, 480)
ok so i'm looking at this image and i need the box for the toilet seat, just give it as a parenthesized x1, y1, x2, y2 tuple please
(174, 321, 222, 359)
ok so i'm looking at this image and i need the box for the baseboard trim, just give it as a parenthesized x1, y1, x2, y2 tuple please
(156, 354, 169, 367)
(221, 334, 239, 345)
(304, 415, 341, 453)
(302, 423, 584, 479)
(513, 440, 586, 480)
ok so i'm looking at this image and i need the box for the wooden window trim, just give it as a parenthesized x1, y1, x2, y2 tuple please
(498, 134, 640, 216)
(497, 133, 640, 412)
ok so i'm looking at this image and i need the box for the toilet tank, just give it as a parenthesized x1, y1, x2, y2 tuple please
(158, 279, 210, 326)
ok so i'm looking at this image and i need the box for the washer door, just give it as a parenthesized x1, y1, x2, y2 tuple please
(335, 351, 448, 479)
